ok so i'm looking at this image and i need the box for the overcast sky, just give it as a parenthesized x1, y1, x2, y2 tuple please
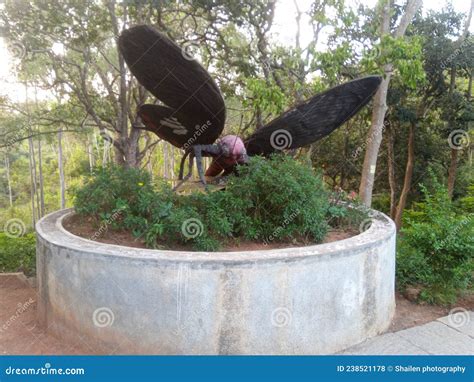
(0, 0, 472, 102)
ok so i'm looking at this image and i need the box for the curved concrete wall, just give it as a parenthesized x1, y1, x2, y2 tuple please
(36, 209, 396, 354)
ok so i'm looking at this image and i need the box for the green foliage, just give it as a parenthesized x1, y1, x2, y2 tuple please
(457, 184, 474, 213)
(223, 155, 330, 243)
(0, 233, 36, 277)
(362, 35, 425, 88)
(243, 77, 287, 115)
(72, 157, 350, 251)
(326, 189, 370, 230)
(396, 178, 473, 304)
(371, 193, 391, 215)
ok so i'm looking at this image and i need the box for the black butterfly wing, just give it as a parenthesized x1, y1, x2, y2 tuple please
(119, 25, 226, 146)
(244, 76, 382, 156)
(137, 104, 214, 149)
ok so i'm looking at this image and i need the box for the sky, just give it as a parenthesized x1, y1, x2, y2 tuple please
(0, 0, 472, 103)
(273, 0, 473, 47)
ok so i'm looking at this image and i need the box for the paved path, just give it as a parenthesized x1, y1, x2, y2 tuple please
(342, 311, 473, 355)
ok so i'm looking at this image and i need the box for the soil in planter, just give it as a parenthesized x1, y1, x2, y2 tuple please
(63, 213, 358, 251)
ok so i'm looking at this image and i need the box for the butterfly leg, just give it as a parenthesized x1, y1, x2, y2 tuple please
(173, 153, 194, 191)
(178, 149, 192, 180)
(192, 144, 222, 187)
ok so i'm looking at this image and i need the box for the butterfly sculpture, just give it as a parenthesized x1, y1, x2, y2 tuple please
(119, 25, 382, 189)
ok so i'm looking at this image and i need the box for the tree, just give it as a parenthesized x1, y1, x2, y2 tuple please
(359, 0, 422, 206)
(446, 0, 473, 197)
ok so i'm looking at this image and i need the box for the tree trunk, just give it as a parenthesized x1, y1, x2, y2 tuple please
(468, 70, 472, 99)
(170, 146, 175, 180)
(34, 83, 45, 217)
(5, 153, 13, 207)
(447, 148, 458, 198)
(28, 136, 37, 226)
(147, 154, 153, 181)
(359, 0, 422, 206)
(87, 135, 94, 173)
(163, 142, 169, 179)
(359, 74, 391, 205)
(446, 0, 473, 197)
(124, 128, 140, 168)
(386, 124, 397, 219)
(103, 140, 111, 165)
(37, 137, 45, 217)
(394, 122, 415, 229)
(447, 68, 457, 198)
(58, 129, 66, 209)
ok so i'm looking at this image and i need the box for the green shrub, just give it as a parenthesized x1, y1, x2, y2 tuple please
(73, 166, 158, 217)
(0, 233, 36, 276)
(222, 155, 329, 243)
(72, 157, 358, 251)
(326, 190, 370, 231)
(371, 193, 391, 215)
(456, 184, 474, 213)
(396, 179, 473, 305)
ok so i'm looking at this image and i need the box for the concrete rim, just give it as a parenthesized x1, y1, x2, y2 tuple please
(36, 208, 395, 264)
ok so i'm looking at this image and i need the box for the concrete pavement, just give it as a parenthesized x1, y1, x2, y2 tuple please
(341, 311, 473, 355)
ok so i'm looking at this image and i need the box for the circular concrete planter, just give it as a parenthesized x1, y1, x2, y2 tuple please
(36, 208, 396, 354)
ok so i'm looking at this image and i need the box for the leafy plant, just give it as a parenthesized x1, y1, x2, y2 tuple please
(223, 155, 330, 243)
(0, 233, 36, 277)
(396, 177, 473, 304)
(72, 157, 348, 251)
